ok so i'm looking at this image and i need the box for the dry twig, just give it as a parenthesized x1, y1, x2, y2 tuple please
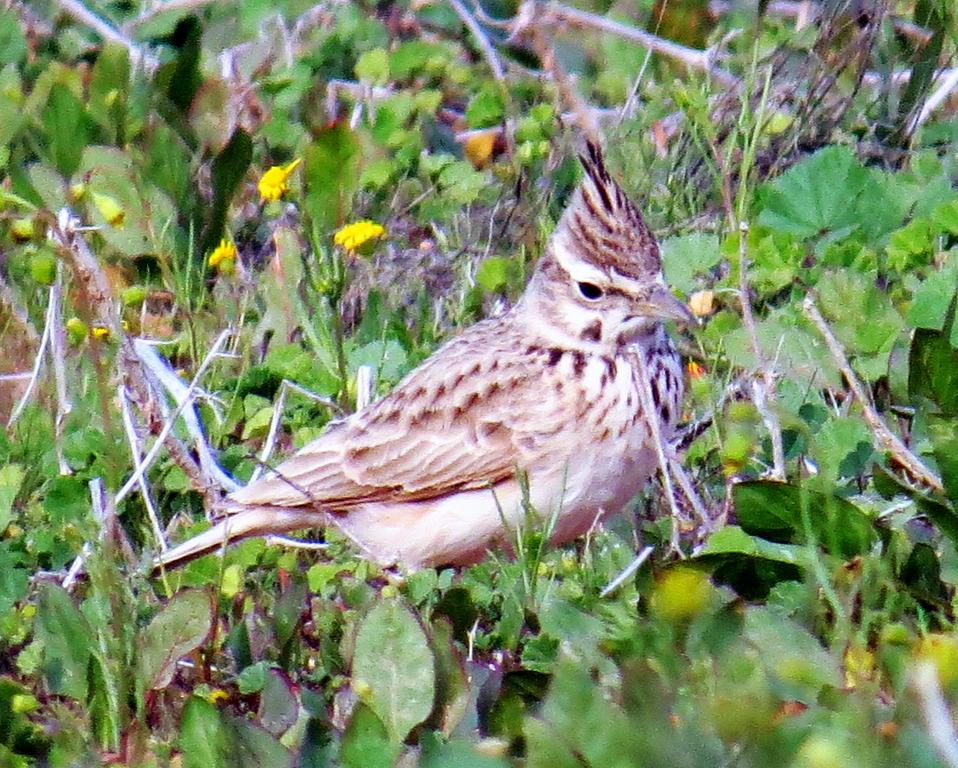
(448, 0, 505, 81)
(738, 223, 786, 480)
(803, 296, 943, 493)
(538, 0, 738, 88)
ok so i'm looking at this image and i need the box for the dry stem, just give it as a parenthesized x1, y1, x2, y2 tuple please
(803, 296, 943, 493)
(738, 223, 786, 480)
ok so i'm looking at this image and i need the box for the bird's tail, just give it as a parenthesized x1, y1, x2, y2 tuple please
(153, 506, 328, 572)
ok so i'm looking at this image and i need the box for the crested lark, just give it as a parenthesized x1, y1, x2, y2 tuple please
(157, 142, 692, 571)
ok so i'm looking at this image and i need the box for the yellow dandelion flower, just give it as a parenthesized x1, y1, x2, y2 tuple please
(687, 360, 705, 380)
(333, 220, 386, 251)
(91, 326, 111, 341)
(208, 238, 237, 271)
(258, 158, 302, 203)
(206, 689, 230, 705)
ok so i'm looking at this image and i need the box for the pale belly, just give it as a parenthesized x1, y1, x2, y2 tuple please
(332, 427, 659, 569)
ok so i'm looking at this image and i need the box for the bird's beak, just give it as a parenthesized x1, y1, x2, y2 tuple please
(640, 284, 697, 326)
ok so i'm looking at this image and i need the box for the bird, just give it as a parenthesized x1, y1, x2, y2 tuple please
(155, 141, 693, 572)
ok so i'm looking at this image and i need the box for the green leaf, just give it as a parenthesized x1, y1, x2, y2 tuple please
(180, 697, 228, 768)
(757, 146, 869, 239)
(180, 697, 291, 768)
(465, 85, 505, 129)
(35, 585, 94, 700)
(200, 128, 252, 258)
(816, 270, 902, 357)
(420, 733, 511, 768)
(732, 481, 874, 558)
(389, 41, 449, 79)
(907, 264, 958, 330)
(0, 10, 27, 66)
(89, 44, 130, 142)
(42, 84, 92, 176)
(352, 599, 435, 742)
(697, 525, 809, 566)
(0, 544, 28, 617)
(137, 589, 214, 692)
(660, 233, 720, 294)
(476, 257, 522, 294)
(0, 464, 24, 533)
(340, 704, 400, 768)
(744, 606, 841, 696)
(303, 123, 360, 232)
(929, 415, 958, 509)
(355, 48, 390, 85)
(909, 296, 958, 415)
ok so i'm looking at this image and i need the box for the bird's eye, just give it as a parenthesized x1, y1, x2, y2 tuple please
(577, 282, 603, 301)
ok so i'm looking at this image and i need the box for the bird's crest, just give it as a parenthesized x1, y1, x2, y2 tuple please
(554, 141, 661, 279)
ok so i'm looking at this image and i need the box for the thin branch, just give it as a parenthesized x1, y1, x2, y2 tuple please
(63, 478, 109, 590)
(739, 223, 786, 480)
(118, 386, 167, 552)
(115, 330, 231, 505)
(511, 2, 600, 144)
(48, 270, 73, 475)
(634, 349, 685, 555)
(449, 0, 506, 81)
(600, 545, 653, 597)
(803, 296, 943, 493)
(911, 66, 958, 133)
(7, 291, 52, 428)
(538, 0, 739, 88)
(133, 339, 238, 493)
(54, 0, 156, 69)
(123, 0, 219, 31)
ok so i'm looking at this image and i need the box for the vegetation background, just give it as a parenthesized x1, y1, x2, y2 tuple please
(1, 0, 958, 765)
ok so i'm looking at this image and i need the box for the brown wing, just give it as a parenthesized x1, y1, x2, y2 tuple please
(228, 316, 564, 511)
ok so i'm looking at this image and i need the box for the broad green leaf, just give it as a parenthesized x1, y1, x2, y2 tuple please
(660, 232, 720, 294)
(0, 10, 26, 66)
(180, 697, 228, 768)
(908, 264, 958, 330)
(137, 589, 214, 692)
(744, 606, 840, 696)
(340, 704, 400, 768)
(465, 85, 505, 129)
(697, 525, 809, 566)
(733, 481, 874, 558)
(0, 464, 24, 533)
(929, 416, 958, 509)
(88, 44, 130, 142)
(524, 716, 580, 768)
(476, 256, 522, 294)
(0, 543, 28, 617)
(389, 41, 449, 79)
(180, 697, 291, 768)
(42, 84, 92, 176)
(816, 270, 902, 357)
(355, 48, 390, 85)
(430, 619, 470, 736)
(35, 585, 94, 700)
(811, 417, 874, 482)
(757, 146, 869, 239)
(200, 128, 252, 258)
(303, 123, 360, 232)
(909, 296, 958, 415)
(420, 732, 511, 768)
(352, 599, 435, 742)
(259, 669, 299, 737)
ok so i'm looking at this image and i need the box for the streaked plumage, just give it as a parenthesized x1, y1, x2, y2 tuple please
(156, 142, 691, 571)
